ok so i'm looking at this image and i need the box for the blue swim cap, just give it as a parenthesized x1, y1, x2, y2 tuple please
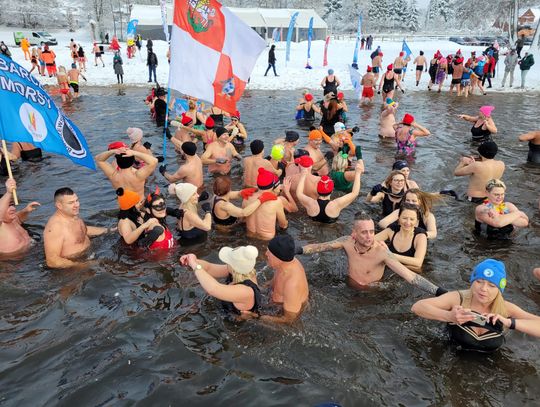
(470, 259, 506, 292)
(328, 69, 334, 75)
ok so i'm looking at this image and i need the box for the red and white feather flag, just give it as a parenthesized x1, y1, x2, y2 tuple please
(169, 0, 266, 114)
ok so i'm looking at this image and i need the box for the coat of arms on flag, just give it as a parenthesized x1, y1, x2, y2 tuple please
(169, 0, 266, 114)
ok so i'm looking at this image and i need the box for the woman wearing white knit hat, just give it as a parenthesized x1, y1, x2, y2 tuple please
(180, 245, 261, 316)
(169, 182, 212, 244)
(126, 127, 158, 165)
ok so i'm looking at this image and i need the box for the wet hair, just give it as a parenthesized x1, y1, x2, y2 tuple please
(384, 170, 406, 188)
(54, 187, 75, 201)
(325, 99, 339, 121)
(402, 188, 443, 215)
(213, 175, 232, 197)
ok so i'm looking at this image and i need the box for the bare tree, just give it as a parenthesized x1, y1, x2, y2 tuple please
(93, 0, 105, 39)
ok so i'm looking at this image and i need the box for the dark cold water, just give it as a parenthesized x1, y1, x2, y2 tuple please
(1, 86, 539, 407)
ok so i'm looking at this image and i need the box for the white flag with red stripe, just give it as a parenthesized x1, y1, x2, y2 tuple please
(169, 0, 266, 114)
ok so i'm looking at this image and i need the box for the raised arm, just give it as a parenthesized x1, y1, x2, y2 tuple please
(16, 201, 40, 223)
(94, 149, 120, 177)
(0, 178, 16, 222)
(296, 168, 319, 215)
(132, 150, 158, 179)
(330, 161, 363, 213)
(484, 118, 497, 134)
(488, 301, 540, 338)
(184, 210, 212, 231)
(458, 114, 479, 123)
(454, 157, 475, 176)
(412, 121, 430, 137)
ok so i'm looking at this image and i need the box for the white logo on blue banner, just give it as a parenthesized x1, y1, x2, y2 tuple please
(0, 54, 95, 169)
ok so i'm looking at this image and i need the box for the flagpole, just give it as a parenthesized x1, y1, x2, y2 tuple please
(1, 140, 18, 205)
(162, 89, 171, 164)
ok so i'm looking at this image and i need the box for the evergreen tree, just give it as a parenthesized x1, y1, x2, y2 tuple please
(404, 0, 420, 32)
(368, 0, 389, 29)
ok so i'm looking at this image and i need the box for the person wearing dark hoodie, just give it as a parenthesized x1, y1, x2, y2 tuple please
(264, 45, 278, 77)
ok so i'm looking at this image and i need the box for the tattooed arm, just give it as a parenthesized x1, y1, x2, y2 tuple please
(300, 236, 349, 255)
(383, 245, 445, 296)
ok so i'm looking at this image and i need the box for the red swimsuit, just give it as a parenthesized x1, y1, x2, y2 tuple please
(149, 228, 175, 250)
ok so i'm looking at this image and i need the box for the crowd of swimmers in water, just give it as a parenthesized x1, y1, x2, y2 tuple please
(1, 61, 540, 351)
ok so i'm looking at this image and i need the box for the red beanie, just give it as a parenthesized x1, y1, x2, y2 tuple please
(181, 114, 193, 126)
(317, 176, 334, 195)
(232, 110, 240, 120)
(400, 51, 404, 56)
(257, 167, 279, 190)
(108, 141, 128, 150)
(304, 93, 313, 102)
(205, 116, 215, 129)
(337, 92, 344, 100)
(294, 155, 313, 168)
(387, 64, 393, 71)
(402, 113, 414, 125)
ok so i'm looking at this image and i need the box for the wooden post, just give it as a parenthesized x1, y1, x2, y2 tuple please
(1, 139, 18, 205)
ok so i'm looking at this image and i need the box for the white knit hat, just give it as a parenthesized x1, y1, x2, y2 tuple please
(126, 127, 143, 143)
(218, 245, 258, 275)
(169, 182, 197, 204)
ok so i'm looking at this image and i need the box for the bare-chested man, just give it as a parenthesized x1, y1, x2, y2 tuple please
(305, 129, 329, 176)
(360, 65, 376, 104)
(95, 142, 158, 198)
(67, 63, 86, 98)
(159, 141, 203, 190)
(201, 127, 241, 175)
(372, 51, 383, 82)
(260, 234, 309, 323)
(243, 168, 288, 240)
(378, 98, 398, 138)
(44, 188, 109, 268)
(285, 150, 320, 201)
(243, 139, 280, 187)
(454, 141, 505, 203)
(413, 51, 427, 86)
(0, 178, 40, 257)
(393, 51, 406, 76)
(273, 130, 300, 165)
(298, 212, 446, 295)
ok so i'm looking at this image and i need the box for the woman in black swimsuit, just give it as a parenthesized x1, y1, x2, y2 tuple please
(297, 162, 363, 223)
(375, 203, 428, 272)
(212, 176, 275, 227)
(180, 245, 262, 318)
(367, 170, 407, 217)
(11, 142, 42, 162)
(412, 259, 540, 352)
(458, 105, 498, 143)
(378, 64, 402, 102)
(169, 182, 211, 245)
(321, 69, 340, 96)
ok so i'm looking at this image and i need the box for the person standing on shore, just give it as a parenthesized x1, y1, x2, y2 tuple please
(113, 51, 124, 84)
(515, 34, 525, 58)
(264, 45, 278, 77)
(518, 52, 535, 89)
(501, 49, 518, 88)
(147, 49, 158, 83)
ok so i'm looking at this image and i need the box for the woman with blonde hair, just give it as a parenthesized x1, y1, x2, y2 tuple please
(329, 151, 362, 193)
(412, 259, 540, 352)
(180, 245, 261, 317)
(474, 178, 529, 239)
(169, 182, 212, 245)
(56, 66, 72, 102)
(379, 188, 442, 239)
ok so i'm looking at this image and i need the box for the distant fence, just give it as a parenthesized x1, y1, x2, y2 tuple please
(331, 33, 494, 42)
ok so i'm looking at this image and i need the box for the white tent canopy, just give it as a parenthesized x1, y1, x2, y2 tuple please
(129, 5, 327, 41)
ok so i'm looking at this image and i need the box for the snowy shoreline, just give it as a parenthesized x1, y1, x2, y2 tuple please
(1, 27, 538, 95)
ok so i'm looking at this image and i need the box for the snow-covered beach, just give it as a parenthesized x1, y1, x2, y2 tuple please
(1, 27, 538, 94)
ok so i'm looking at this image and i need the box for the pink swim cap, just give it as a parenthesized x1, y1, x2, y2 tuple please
(479, 105, 495, 117)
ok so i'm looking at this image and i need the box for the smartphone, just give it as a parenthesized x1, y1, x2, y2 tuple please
(471, 313, 487, 326)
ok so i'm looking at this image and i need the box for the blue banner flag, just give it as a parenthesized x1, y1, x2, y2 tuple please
(272, 27, 279, 42)
(0, 55, 95, 170)
(286, 11, 299, 63)
(126, 19, 138, 39)
(307, 17, 313, 59)
(352, 15, 363, 67)
(402, 39, 412, 58)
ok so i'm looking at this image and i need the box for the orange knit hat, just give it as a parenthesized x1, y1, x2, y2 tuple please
(308, 129, 323, 140)
(116, 188, 141, 210)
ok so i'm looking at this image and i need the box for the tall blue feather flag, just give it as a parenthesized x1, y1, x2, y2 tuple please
(286, 11, 299, 63)
(402, 39, 412, 58)
(352, 15, 363, 67)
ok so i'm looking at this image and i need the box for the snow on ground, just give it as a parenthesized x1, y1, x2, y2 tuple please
(1, 26, 539, 95)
